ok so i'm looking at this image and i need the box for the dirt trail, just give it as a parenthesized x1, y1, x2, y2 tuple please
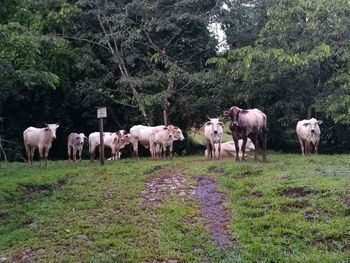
(140, 170, 232, 248)
(140, 170, 195, 206)
(195, 176, 232, 248)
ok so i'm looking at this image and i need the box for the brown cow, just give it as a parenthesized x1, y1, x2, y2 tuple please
(223, 106, 267, 161)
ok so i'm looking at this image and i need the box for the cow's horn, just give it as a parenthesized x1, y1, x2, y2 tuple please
(207, 115, 211, 120)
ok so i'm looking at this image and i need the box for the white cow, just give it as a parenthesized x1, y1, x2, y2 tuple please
(296, 118, 322, 155)
(204, 117, 224, 158)
(23, 123, 59, 166)
(67, 133, 86, 162)
(205, 139, 255, 158)
(88, 131, 129, 161)
(149, 126, 175, 160)
(130, 125, 184, 159)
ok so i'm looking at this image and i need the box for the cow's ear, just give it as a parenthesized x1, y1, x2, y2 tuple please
(44, 127, 50, 131)
(205, 121, 212, 126)
(303, 122, 310, 127)
(218, 122, 224, 127)
(163, 126, 168, 130)
(317, 120, 323, 125)
(223, 111, 230, 116)
(174, 126, 179, 130)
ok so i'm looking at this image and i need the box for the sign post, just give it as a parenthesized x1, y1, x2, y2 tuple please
(97, 107, 107, 165)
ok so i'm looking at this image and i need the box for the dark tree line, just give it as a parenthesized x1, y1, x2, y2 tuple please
(1, 0, 350, 161)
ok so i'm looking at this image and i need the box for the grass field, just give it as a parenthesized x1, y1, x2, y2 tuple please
(1, 153, 350, 262)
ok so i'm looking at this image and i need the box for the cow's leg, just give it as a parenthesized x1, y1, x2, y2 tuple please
(262, 129, 267, 162)
(298, 138, 305, 155)
(73, 148, 77, 163)
(79, 149, 82, 162)
(150, 142, 154, 160)
(218, 142, 221, 158)
(132, 140, 139, 160)
(25, 144, 31, 166)
(254, 134, 258, 160)
(169, 143, 173, 158)
(233, 138, 240, 162)
(305, 141, 309, 155)
(205, 141, 210, 159)
(89, 143, 95, 162)
(163, 145, 167, 160)
(315, 141, 319, 154)
(38, 146, 44, 166)
(67, 145, 71, 162)
(43, 147, 49, 166)
(241, 136, 247, 162)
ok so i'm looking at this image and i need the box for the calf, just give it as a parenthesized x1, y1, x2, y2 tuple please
(67, 133, 86, 162)
(224, 106, 267, 161)
(149, 126, 175, 160)
(204, 117, 224, 159)
(296, 118, 322, 155)
(23, 123, 59, 166)
(88, 131, 129, 162)
(204, 139, 255, 158)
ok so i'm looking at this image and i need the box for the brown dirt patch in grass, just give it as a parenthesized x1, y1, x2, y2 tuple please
(341, 192, 350, 207)
(251, 191, 263, 198)
(140, 170, 195, 206)
(281, 186, 312, 198)
(279, 200, 308, 212)
(195, 175, 232, 248)
(208, 166, 229, 176)
(23, 178, 67, 201)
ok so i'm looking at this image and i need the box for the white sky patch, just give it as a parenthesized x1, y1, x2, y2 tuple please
(208, 22, 230, 54)
(207, 2, 230, 53)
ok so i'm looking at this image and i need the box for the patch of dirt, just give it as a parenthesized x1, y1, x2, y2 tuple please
(142, 165, 162, 175)
(195, 176, 232, 248)
(103, 187, 114, 200)
(280, 186, 312, 198)
(251, 191, 263, 198)
(236, 169, 262, 179)
(341, 193, 350, 207)
(11, 247, 46, 262)
(140, 170, 195, 206)
(279, 200, 308, 212)
(310, 235, 350, 252)
(23, 178, 67, 201)
(271, 175, 292, 181)
(143, 259, 180, 263)
(208, 166, 229, 176)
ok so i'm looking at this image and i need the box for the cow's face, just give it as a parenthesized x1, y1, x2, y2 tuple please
(78, 133, 86, 145)
(117, 130, 126, 136)
(303, 118, 322, 133)
(122, 134, 131, 145)
(224, 106, 241, 126)
(205, 118, 224, 135)
(163, 126, 173, 139)
(45, 123, 59, 139)
(173, 126, 184, 141)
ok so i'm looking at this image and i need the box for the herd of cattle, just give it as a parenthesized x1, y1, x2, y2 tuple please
(22, 106, 323, 165)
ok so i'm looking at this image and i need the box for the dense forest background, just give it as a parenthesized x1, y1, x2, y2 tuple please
(1, 0, 350, 161)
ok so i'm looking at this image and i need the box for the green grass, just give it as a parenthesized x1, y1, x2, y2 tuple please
(0, 154, 350, 262)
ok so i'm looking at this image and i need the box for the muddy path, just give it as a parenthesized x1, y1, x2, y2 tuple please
(195, 175, 232, 248)
(140, 170, 233, 249)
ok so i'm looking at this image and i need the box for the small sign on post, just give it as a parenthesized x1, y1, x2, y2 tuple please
(97, 107, 107, 119)
(97, 107, 107, 165)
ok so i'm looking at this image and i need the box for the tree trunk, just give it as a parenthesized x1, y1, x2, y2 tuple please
(308, 106, 315, 119)
(0, 136, 8, 162)
(163, 79, 173, 125)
